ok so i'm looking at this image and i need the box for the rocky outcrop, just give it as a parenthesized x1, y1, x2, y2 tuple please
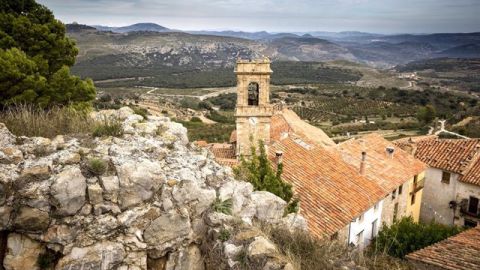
(0, 107, 306, 270)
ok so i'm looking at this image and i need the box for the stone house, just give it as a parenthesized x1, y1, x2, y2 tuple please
(207, 59, 425, 247)
(396, 138, 480, 227)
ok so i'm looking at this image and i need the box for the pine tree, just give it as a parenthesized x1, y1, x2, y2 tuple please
(0, 0, 95, 108)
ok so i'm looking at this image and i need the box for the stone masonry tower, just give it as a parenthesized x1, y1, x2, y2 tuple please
(235, 58, 273, 156)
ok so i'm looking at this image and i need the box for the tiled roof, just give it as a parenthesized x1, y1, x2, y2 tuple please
(229, 130, 237, 143)
(271, 109, 335, 147)
(406, 226, 480, 270)
(208, 143, 237, 166)
(338, 133, 427, 192)
(413, 139, 480, 175)
(394, 135, 437, 149)
(269, 136, 386, 238)
(461, 158, 480, 186)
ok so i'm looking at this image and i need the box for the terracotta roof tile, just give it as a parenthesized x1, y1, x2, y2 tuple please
(413, 139, 480, 174)
(269, 136, 386, 238)
(461, 157, 480, 186)
(338, 133, 427, 192)
(406, 226, 480, 270)
(208, 143, 238, 166)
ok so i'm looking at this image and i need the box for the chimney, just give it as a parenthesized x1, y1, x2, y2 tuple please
(359, 151, 367, 175)
(275, 151, 284, 165)
(386, 146, 395, 158)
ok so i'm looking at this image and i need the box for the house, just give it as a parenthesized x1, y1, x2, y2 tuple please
(395, 138, 480, 227)
(337, 134, 427, 226)
(406, 226, 480, 270)
(207, 58, 423, 247)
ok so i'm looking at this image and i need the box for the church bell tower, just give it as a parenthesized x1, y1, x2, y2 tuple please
(234, 58, 273, 156)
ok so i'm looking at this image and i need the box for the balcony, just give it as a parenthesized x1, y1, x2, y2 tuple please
(410, 177, 425, 194)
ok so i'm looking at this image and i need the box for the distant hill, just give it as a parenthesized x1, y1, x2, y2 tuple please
(92, 23, 170, 33)
(66, 23, 97, 33)
(437, 44, 480, 58)
(67, 25, 480, 77)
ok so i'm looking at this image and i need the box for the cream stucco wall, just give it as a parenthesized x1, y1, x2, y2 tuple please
(454, 182, 480, 227)
(420, 167, 460, 225)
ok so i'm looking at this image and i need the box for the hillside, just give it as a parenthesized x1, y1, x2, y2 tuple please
(93, 23, 170, 33)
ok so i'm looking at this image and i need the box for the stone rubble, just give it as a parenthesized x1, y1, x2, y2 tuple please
(0, 107, 306, 270)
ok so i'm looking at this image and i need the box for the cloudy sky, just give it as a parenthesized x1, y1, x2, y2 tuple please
(38, 0, 479, 33)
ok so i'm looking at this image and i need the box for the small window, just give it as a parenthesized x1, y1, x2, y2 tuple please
(441, 171, 451, 184)
(357, 230, 364, 246)
(374, 202, 378, 211)
(358, 214, 364, 222)
(371, 219, 378, 238)
(411, 193, 416, 205)
(391, 189, 397, 200)
(464, 219, 478, 228)
(468, 196, 479, 214)
(398, 184, 403, 195)
(393, 203, 399, 221)
(247, 82, 259, 106)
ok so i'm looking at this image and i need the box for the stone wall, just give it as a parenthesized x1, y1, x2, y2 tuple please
(0, 107, 306, 270)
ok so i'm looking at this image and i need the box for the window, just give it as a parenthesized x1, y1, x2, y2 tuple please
(468, 196, 479, 215)
(247, 82, 259, 106)
(398, 184, 403, 195)
(464, 219, 478, 228)
(356, 230, 364, 246)
(374, 202, 379, 211)
(411, 193, 416, 205)
(358, 214, 364, 222)
(393, 203, 399, 221)
(371, 219, 378, 238)
(441, 171, 451, 184)
(391, 189, 397, 200)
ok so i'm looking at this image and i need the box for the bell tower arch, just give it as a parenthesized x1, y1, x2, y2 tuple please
(234, 58, 273, 156)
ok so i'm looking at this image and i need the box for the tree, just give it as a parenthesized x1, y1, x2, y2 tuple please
(234, 140, 298, 214)
(416, 105, 436, 124)
(372, 217, 463, 258)
(0, 0, 95, 108)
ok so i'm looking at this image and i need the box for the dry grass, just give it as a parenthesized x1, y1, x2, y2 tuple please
(1, 105, 95, 138)
(265, 227, 413, 270)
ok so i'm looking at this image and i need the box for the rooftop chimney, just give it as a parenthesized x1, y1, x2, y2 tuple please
(386, 146, 395, 158)
(275, 151, 284, 165)
(359, 151, 367, 175)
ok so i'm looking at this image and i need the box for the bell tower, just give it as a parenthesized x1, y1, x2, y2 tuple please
(234, 58, 273, 156)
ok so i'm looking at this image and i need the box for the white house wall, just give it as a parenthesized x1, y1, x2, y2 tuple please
(348, 199, 384, 248)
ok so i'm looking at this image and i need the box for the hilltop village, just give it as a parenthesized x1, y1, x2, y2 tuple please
(203, 59, 480, 269)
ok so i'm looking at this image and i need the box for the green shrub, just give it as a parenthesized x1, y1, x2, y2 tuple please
(211, 198, 233, 215)
(92, 118, 123, 137)
(371, 217, 463, 258)
(131, 106, 149, 120)
(218, 228, 231, 242)
(190, 117, 202, 122)
(234, 140, 297, 214)
(87, 158, 108, 176)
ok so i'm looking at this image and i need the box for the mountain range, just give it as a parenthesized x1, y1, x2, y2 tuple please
(67, 23, 480, 81)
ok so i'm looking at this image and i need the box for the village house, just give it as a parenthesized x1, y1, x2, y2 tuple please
(337, 134, 427, 226)
(396, 137, 480, 227)
(207, 58, 425, 247)
(406, 226, 480, 270)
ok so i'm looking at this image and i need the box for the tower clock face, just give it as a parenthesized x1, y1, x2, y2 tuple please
(249, 117, 258, 126)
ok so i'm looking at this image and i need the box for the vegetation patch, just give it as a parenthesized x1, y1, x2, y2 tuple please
(1, 105, 94, 138)
(86, 158, 108, 176)
(371, 217, 463, 259)
(92, 118, 124, 137)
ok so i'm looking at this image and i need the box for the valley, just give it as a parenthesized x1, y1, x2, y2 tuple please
(68, 24, 480, 142)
